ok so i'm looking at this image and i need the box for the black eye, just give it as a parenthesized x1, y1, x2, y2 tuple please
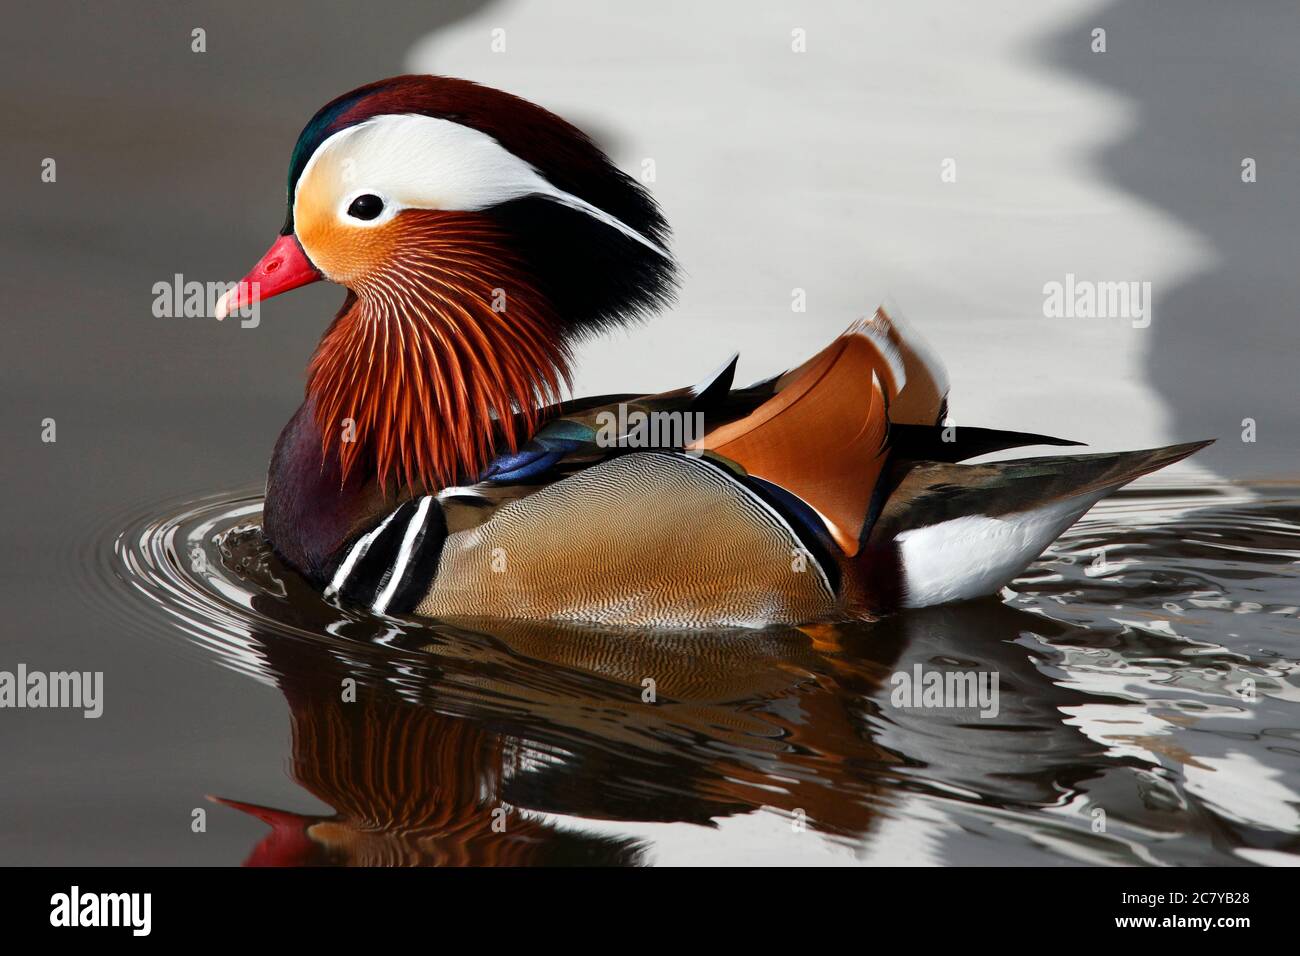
(347, 194, 384, 221)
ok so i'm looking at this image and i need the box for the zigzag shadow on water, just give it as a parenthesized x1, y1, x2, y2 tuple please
(212, 544, 1121, 865)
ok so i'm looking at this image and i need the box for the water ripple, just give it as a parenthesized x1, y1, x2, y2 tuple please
(103, 482, 1300, 865)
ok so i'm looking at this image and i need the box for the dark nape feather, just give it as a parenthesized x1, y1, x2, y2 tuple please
(490, 196, 677, 336)
(888, 423, 1084, 463)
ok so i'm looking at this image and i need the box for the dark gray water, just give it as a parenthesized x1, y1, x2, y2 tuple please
(84, 482, 1300, 865)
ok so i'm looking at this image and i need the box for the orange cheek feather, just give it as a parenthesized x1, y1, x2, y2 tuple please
(301, 209, 571, 493)
(294, 192, 402, 286)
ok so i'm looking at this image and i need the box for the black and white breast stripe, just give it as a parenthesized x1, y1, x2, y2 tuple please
(325, 496, 448, 616)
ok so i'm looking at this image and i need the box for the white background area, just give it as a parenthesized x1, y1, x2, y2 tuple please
(408, 0, 1216, 473)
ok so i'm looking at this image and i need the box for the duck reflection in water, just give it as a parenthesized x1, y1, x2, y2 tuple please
(214, 577, 1121, 866)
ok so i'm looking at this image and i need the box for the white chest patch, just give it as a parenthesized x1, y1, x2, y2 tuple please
(894, 492, 1107, 608)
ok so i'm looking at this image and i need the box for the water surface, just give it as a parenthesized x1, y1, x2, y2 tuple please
(106, 483, 1300, 865)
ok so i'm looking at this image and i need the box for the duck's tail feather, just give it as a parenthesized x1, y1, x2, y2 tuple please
(864, 440, 1213, 609)
(888, 423, 1085, 463)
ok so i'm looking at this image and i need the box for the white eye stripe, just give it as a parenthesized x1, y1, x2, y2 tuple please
(295, 113, 666, 256)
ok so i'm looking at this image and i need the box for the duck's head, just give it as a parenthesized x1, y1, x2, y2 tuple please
(220, 75, 676, 490)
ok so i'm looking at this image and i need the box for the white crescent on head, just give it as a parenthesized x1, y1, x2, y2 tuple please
(294, 113, 667, 255)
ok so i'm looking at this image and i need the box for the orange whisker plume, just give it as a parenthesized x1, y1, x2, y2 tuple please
(306, 212, 570, 492)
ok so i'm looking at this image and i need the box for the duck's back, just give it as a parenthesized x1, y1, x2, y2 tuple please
(294, 307, 1208, 629)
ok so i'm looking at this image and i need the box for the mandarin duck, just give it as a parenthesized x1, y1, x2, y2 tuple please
(215, 75, 1209, 630)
